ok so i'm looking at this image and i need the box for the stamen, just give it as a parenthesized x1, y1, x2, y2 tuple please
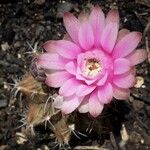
(84, 58, 102, 77)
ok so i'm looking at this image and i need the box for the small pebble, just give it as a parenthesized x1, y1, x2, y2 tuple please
(14, 41, 21, 48)
(141, 139, 144, 144)
(16, 132, 27, 144)
(134, 76, 144, 88)
(17, 54, 22, 58)
(1, 42, 10, 51)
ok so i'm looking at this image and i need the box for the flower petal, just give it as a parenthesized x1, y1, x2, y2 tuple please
(97, 83, 113, 104)
(65, 61, 77, 75)
(43, 40, 81, 59)
(100, 9, 119, 53)
(53, 95, 64, 109)
(78, 21, 94, 50)
(37, 53, 67, 70)
(113, 86, 130, 100)
(76, 69, 98, 85)
(43, 42, 56, 53)
(78, 96, 89, 113)
(61, 95, 83, 114)
(84, 78, 99, 85)
(113, 73, 135, 88)
(97, 72, 108, 86)
(113, 32, 142, 58)
(76, 85, 96, 97)
(117, 29, 130, 42)
(101, 22, 119, 53)
(63, 12, 80, 44)
(89, 92, 104, 117)
(106, 9, 119, 24)
(78, 11, 89, 22)
(127, 49, 147, 66)
(114, 58, 131, 75)
(89, 5, 105, 47)
(59, 78, 80, 97)
(45, 71, 72, 88)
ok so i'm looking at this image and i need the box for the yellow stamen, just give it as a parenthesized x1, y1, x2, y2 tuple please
(84, 59, 102, 77)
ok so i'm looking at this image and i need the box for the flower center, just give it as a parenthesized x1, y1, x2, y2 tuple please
(84, 58, 102, 77)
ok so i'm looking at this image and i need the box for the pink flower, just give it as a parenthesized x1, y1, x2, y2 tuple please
(37, 6, 147, 117)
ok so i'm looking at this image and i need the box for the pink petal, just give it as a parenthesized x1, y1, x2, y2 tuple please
(113, 86, 130, 100)
(127, 49, 147, 66)
(61, 95, 83, 114)
(117, 29, 130, 42)
(89, 92, 104, 117)
(114, 58, 131, 75)
(43, 41, 56, 53)
(63, 12, 80, 44)
(101, 22, 119, 53)
(78, 21, 94, 50)
(59, 78, 80, 97)
(101, 9, 119, 53)
(43, 40, 81, 59)
(113, 73, 135, 88)
(76, 70, 98, 85)
(53, 95, 63, 109)
(78, 96, 89, 113)
(113, 32, 142, 58)
(89, 5, 105, 47)
(131, 67, 136, 76)
(106, 9, 119, 24)
(45, 71, 72, 88)
(78, 11, 89, 22)
(97, 72, 108, 86)
(65, 61, 77, 75)
(38, 53, 58, 61)
(76, 85, 96, 97)
(37, 53, 67, 70)
(97, 83, 113, 104)
(76, 65, 100, 86)
(84, 78, 99, 85)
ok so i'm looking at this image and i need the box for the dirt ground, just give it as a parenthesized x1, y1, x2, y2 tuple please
(0, 0, 150, 150)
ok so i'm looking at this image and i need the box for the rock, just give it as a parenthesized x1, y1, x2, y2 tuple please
(1, 42, 10, 51)
(16, 132, 28, 144)
(134, 76, 144, 88)
(14, 41, 21, 48)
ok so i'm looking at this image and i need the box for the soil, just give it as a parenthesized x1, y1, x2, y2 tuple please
(0, 0, 150, 150)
